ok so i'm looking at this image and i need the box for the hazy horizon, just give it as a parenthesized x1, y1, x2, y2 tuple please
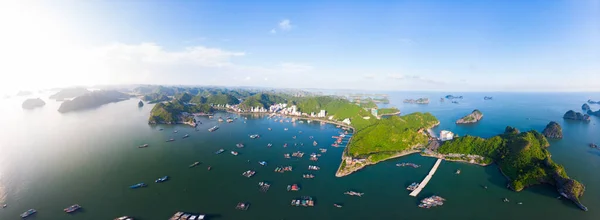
(1, 1, 598, 94)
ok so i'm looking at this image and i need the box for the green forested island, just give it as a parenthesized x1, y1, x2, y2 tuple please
(377, 107, 400, 116)
(149, 99, 213, 125)
(58, 90, 129, 113)
(437, 127, 586, 210)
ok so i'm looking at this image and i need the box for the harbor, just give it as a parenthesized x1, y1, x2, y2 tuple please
(409, 158, 443, 197)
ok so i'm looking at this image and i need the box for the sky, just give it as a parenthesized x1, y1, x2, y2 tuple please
(0, 0, 598, 94)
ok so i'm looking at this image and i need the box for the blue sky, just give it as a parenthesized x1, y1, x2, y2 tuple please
(1, 0, 598, 92)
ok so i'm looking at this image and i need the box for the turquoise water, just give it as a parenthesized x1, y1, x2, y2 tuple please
(1, 92, 599, 220)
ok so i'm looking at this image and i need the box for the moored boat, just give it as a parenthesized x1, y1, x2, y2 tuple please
(208, 126, 219, 132)
(155, 176, 168, 183)
(259, 161, 267, 166)
(406, 182, 419, 191)
(231, 151, 238, 155)
(287, 184, 300, 191)
(308, 165, 320, 170)
(138, 144, 149, 148)
(344, 191, 364, 196)
(129, 183, 147, 189)
(189, 162, 200, 168)
(334, 203, 342, 208)
(242, 170, 256, 178)
(182, 134, 189, 139)
(166, 138, 175, 142)
(114, 216, 134, 220)
(303, 174, 315, 179)
(236, 143, 244, 148)
(64, 204, 81, 213)
(215, 149, 225, 154)
(249, 134, 260, 139)
(236, 202, 250, 210)
(20, 209, 37, 218)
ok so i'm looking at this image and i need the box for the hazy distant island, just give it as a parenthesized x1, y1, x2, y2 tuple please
(58, 90, 129, 113)
(445, 95, 463, 99)
(22, 98, 46, 109)
(582, 103, 590, 112)
(456, 109, 483, 124)
(563, 110, 590, 122)
(484, 96, 493, 100)
(588, 100, 600, 104)
(437, 127, 586, 211)
(542, 121, 563, 139)
(138, 100, 144, 107)
(50, 87, 90, 100)
(403, 98, 429, 104)
(142, 93, 171, 103)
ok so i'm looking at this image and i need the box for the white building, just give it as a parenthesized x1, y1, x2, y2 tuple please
(440, 130, 454, 141)
(317, 110, 326, 117)
(342, 118, 351, 125)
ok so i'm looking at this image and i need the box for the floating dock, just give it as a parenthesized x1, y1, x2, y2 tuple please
(409, 158, 442, 197)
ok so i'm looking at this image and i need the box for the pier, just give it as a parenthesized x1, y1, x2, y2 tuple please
(409, 158, 442, 197)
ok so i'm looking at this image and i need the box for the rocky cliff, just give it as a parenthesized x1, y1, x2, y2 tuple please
(563, 110, 590, 122)
(542, 121, 563, 139)
(22, 98, 46, 109)
(582, 103, 590, 112)
(456, 109, 483, 124)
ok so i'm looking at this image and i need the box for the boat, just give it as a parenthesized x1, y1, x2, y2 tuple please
(283, 143, 288, 147)
(242, 170, 256, 178)
(292, 136, 296, 139)
(287, 184, 300, 191)
(268, 128, 272, 131)
(208, 126, 219, 132)
(182, 134, 189, 139)
(207, 166, 211, 171)
(259, 161, 267, 166)
(215, 149, 225, 154)
(155, 176, 168, 183)
(170, 212, 204, 220)
(138, 144, 149, 148)
(236, 143, 245, 148)
(20, 209, 37, 218)
(396, 163, 420, 168)
(249, 134, 260, 139)
(308, 165, 320, 170)
(518, 202, 523, 205)
(159, 128, 164, 131)
(129, 183, 147, 189)
(231, 151, 238, 155)
(267, 143, 272, 147)
(334, 204, 343, 208)
(313, 141, 318, 146)
(309, 136, 314, 139)
(166, 138, 175, 142)
(406, 182, 419, 191)
(226, 118, 234, 123)
(455, 169, 461, 174)
(319, 148, 327, 153)
(174, 130, 178, 133)
(2, 204, 6, 208)
(418, 195, 445, 208)
(290, 196, 315, 207)
(236, 202, 250, 210)
(258, 182, 271, 192)
(218, 117, 224, 122)
(114, 216, 134, 220)
(303, 174, 315, 179)
(284, 128, 288, 131)
(344, 191, 363, 197)
(284, 154, 290, 158)
(189, 162, 200, 168)
(503, 198, 509, 202)
(64, 204, 81, 213)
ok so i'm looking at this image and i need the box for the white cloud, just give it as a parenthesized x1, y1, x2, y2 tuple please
(245, 76, 251, 81)
(270, 29, 277, 34)
(278, 19, 292, 31)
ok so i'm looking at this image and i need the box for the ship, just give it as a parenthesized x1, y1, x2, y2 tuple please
(231, 151, 238, 155)
(344, 191, 364, 197)
(129, 183, 147, 189)
(455, 169, 461, 174)
(138, 144, 149, 148)
(64, 204, 81, 213)
(208, 126, 219, 132)
(406, 182, 419, 191)
(182, 134, 189, 139)
(303, 174, 315, 179)
(20, 209, 37, 218)
(249, 134, 260, 139)
(155, 176, 168, 183)
(290, 196, 315, 207)
(170, 212, 205, 220)
(236, 202, 250, 210)
(114, 216, 134, 220)
(166, 138, 175, 142)
(215, 149, 225, 154)
(258, 161, 267, 166)
(287, 184, 300, 191)
(242, 170, 256, 178)
(313, 141, 318, 146)
(333, 204, 343, 208)
(236, 143, 245, 148)
(189, 162, 200, 168)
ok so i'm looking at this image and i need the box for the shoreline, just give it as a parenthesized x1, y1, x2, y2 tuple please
(420, 153, 491, 166)
(226, 111, 356, 131)
(335, 149, 421, 177)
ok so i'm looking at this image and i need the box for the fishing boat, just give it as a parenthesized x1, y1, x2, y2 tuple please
(249, 134, 260, 139)
(284, 128, 288, 131)
(242, 170, 256, 178)
(303, 174, 315, 179)
(236, 143, 245, 148)
(231, 151, 238, 156)
(2, 204, 6, 208)
(208, 126, 219, 132)
(207, 166, 211, 171)
(114, 216, 134, 220)
(166, 138, 175, 142)
(258, 182, 271, 192)
(20, 209, 37, 218)
(138, 144, 149, 148)
(344, 191, 364, 197)
(284, 154, 290, 158)
(182, 134, 189, 139)
(226, 118, 234, 123)
(267, 143, 272, 147)
(313, 141, 318, 146)
(236, 202, 250, 210)
(406, 182, 419, 191)
(503, 198, 510, 202)
(287, 184, 300, 191)
(283, 143, 288, 148)
(268, 128, 272, 131)
(308, 165, 320, 170)
(155, 176, 168, 183)
(218, 117, 224, 122)
(174, 130, 178, 133)
(334, 204, 343, 208)
(129, 183, 147, 189)
(455, 169, 461, 174)
(189, 162, 200, 168)
(258, 161, 267, 166)
(64, 204, 81, 213)
(418, 195, 445, 208)
(290, 196, 315, 207)
(215, 149, 225, 154)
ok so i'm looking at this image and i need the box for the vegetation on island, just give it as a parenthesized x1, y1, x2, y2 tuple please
(58, 90, 129, 113)
(563, 110, 590, 121)
(142, 93, 171, 103)
(294, 96, 377, 130)
(239, 93, 289, 109)
(377, 107, 400, 115)
(348, 113, 439, 160)
(149, 98, 213, 124)
(49, 87, 90, 100)
(438, 126, 586, 210)
(542, 121, 563, 139)
(22, 98, 46, 109)
(456, 109, 483, 124)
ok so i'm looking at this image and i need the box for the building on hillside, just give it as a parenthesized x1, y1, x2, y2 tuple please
(328, 116, 334, 120)
(440, 130, 454, 141)
(370, 108, 378, 117)
(342, 118, 351, 125)
(317, 110, 326, 117)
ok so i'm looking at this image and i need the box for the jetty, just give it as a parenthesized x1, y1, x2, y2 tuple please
(409, 158, 442, 197)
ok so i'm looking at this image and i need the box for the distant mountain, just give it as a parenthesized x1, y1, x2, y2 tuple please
(22, 98, 46, 109)
(49, 88, 90, 100)
(58, 90, 129, 113)
(16, 91, 32, 96)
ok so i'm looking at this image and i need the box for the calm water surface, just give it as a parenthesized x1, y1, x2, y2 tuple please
(1, 92, 600, 220)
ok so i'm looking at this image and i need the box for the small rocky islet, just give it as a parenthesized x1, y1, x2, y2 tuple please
(456, 109, 483, 124)
(542, 121, 563, 139)
(563, 110, 590, 122)
(21, 98, 46, 109)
